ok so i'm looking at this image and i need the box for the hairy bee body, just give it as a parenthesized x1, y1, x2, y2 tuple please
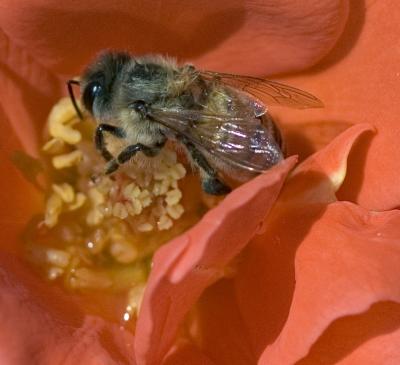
(76, 51, 320, 194)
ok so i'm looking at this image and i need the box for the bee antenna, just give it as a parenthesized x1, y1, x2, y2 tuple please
(67, 79, 83, 120)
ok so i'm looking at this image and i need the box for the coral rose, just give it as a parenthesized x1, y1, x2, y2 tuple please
(0, 1, 399, 364)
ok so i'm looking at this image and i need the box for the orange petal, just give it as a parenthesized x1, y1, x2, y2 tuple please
(173, 125, 380, 364)
(192, 279, 257, 365)
(276, 0, 400, 210)
(135, 157, 297, 365)
(0, 0, 349, 151)
(0, 1, 353, 363)
(219, 124, 389, 362)
(334, 325, 400, 365)
(163, 341, 216, 365)
(0, 253, 136, 365)
(0, 0, 347, 78)
(288, 123, 374, 204)
(0, 105, 43, 255)
(0, 29, 63, 154)
(259, 202, 400, 365)
(296, 301, 400, 365)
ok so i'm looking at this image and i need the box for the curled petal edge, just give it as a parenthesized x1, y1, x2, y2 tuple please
(135, 157, 297, 365)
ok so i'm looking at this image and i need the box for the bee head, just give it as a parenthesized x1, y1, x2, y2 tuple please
(81, 51, 131, 117)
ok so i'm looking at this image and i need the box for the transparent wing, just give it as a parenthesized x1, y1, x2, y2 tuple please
(149, 108, 283, 172)
(201, 71, 323, 109)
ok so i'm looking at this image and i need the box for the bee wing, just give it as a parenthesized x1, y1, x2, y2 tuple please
(149, 108, 283, 172)
(201, 71, 323, 109)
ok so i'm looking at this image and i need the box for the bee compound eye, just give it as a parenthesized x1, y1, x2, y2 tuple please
(82, 81, 103, 114)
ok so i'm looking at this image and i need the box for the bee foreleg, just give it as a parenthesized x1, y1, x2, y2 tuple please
(95, 124, 126, 161)
(104, 142, 164, 175)
(182, 140, 231, 195)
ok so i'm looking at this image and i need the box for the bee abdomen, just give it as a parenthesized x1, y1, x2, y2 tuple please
(260, 113, 286, 157)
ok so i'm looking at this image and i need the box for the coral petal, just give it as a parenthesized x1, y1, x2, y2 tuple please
(194, 279, 257, 365)
(291, 123, 374, 195)
(277, 0, 400, 210)
(258, 202, 400, 365)
(163, 341, 216, 365)
(334, 326, 400, 365)
(0, 1, 347, 77)
(296, 301, 400, 365)
(135, 157, 297, 365)
(0, 107, 42, 255)
(230, 125, 400, 362)
(0, 253, 136, 365)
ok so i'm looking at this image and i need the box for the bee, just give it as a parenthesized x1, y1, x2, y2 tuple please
(67, 51, 322, 195)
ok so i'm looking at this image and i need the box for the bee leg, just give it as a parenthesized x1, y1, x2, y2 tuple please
(183, 140, 231, 195)
(95, 124, 126, 161)
(104, 142, 164, 175)
(202, 178, 231, 195)
(141, 139, 166, 157)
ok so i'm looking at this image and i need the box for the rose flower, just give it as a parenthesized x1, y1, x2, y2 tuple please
(1, 1, 400, 364)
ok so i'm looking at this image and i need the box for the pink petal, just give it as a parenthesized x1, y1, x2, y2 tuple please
(135, 157, 297, 365)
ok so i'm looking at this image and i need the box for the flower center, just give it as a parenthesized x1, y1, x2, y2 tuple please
(23, 97, 212, 329)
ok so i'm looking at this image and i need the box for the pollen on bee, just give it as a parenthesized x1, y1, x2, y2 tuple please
(25, 97, 210, 326)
